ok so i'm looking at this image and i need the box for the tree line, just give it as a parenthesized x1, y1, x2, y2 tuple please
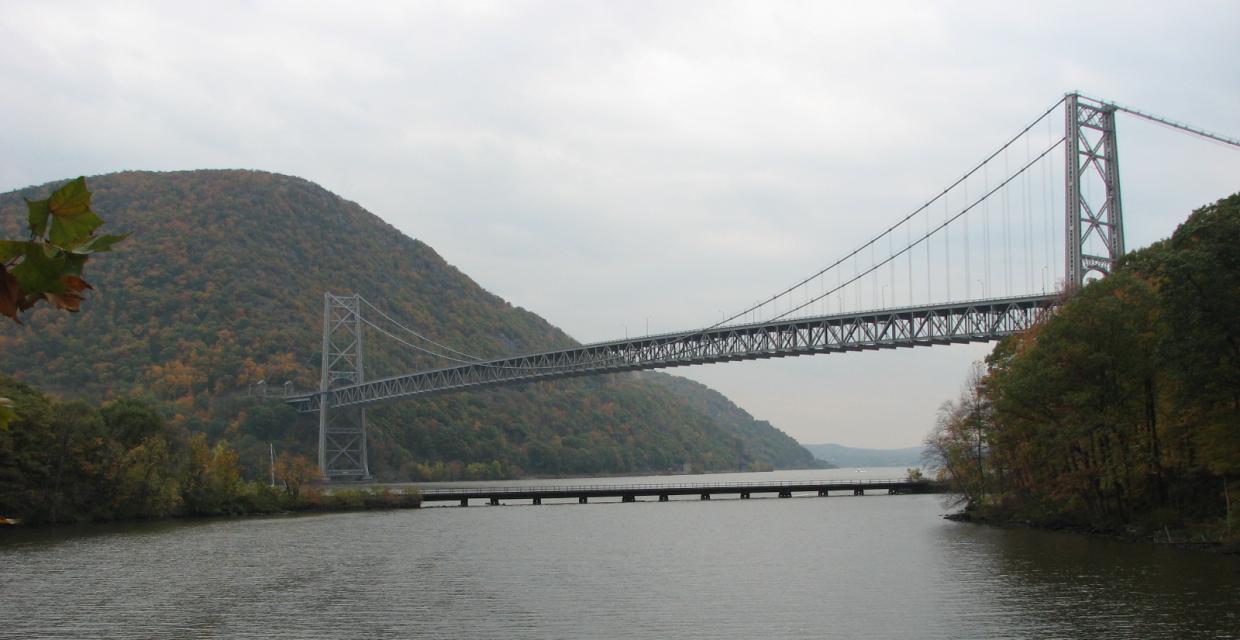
(0, 375, 419, 525)
(927, 193, 1239, 541)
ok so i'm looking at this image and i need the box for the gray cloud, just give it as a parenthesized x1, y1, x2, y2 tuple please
(3, 1, 1238, 447)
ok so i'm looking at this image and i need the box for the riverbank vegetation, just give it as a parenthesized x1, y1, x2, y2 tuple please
(0, 376, 420, 525)
(928, 193, 1239, 546)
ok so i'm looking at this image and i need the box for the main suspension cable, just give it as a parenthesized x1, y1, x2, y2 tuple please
(767, 136, 1065, 323)
(358, 297, 488, 362)
(709, 96, 1067, 330)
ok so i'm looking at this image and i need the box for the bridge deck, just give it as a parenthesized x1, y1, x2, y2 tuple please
(416, 478, 942, 505)
(289, 293, 1059, 412)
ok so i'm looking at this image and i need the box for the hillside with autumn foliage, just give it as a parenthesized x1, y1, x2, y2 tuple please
(0, 170, 816, 480)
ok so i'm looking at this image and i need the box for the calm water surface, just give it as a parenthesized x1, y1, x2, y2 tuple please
(2, 468, 1238, 639)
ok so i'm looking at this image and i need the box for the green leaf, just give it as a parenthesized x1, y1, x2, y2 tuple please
(47, 177, 103, 248)
(49, 210, 105, 248)
(25, 198, 50, 236)
(0, 240, 34, 262)
(49, 176, 92, 217)
(61, 253, 88, 277)
(68, 232, 129, 255)
(9, 244, 67, 295)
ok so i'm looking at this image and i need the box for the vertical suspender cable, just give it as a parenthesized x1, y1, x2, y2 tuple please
(926, 203, 932, 304)
(889, 232, 895, 308)
(983, 162, 991, 297)
(944, 192, 951, 301)
(907, 221, 913, 306)
(1004, 149, 1012, 296)
(1045, 114, 1056, 287)
(963, 177, 971, 298)
(874, 238, 880, 308)
(1024, 132, 1034, 293)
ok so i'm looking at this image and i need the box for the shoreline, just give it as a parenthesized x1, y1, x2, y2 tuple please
(943, 510, 1240, 555)
(0, 487, 423, 532)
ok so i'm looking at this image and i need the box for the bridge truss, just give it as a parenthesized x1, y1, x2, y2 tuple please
(287, 293, 1057, 417)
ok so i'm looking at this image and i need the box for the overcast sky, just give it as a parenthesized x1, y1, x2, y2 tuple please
(3, 1, 1238, 447)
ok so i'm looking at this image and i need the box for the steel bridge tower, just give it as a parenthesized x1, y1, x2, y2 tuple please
(1064, 92, 1125, 289)
(318, 293, 370, 480)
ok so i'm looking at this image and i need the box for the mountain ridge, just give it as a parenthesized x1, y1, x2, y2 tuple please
(800, 443, 925, 469)
(1, 169, 816, 479)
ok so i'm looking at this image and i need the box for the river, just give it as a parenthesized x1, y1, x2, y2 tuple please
(2, 468, 1237, 639)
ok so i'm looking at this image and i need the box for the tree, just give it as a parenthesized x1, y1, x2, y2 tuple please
(113, 435, 181, 519)
(181, 433, 245, 515)
(931, 192, 1240, 537)
(101, 399, 165, 449)
(925, 363, 992, 507)
(273, 452, 322, 499)
(1, 176, 126, 322)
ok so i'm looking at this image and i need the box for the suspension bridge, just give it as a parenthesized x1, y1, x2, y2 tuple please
(263, 92, 1239, 479)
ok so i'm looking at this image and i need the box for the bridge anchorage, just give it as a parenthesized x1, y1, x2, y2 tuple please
(282, 92, 1239, 480)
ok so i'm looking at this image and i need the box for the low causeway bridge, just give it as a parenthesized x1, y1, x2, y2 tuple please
(416, 477, 942, 506)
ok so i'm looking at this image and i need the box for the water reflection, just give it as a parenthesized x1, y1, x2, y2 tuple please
(934, 519, 1240, 639)
(2, 473, 1237, 639)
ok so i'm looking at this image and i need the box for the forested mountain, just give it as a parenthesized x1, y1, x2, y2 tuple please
(801, 443, 922, 469)
(0, 170, 815, 480)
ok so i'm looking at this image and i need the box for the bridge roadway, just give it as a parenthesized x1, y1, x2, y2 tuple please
(415, 477, 942, 506)
(288, 293, 1059, 413)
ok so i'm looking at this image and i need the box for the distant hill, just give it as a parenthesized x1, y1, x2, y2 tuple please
(801, 443, 925, 469)
(0, 170, 816, 479)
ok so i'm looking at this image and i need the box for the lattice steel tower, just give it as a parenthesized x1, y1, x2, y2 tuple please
(1064, 92, 1125, 289)
(318, 293, 370, 479)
